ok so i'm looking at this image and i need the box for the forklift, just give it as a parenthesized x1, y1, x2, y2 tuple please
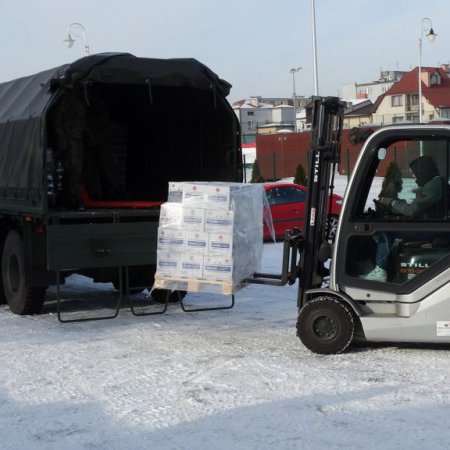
(247, 96, 450, 354)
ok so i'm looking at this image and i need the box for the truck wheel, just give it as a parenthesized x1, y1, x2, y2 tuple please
(297, 297, 354, 354)
(2, 230, 46, 315)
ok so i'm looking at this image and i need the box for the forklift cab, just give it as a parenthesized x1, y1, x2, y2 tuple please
(294, 100, 450, 354)
(334, 126, 450, 297)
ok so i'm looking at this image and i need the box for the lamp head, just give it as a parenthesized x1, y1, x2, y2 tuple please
(426, 28, 437, 43)
(63, 34, 75, 48)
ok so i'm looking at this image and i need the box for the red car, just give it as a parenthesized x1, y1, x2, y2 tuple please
(263, 182, 343, 240)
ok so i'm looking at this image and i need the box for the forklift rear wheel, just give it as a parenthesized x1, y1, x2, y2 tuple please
(2, 230, 46, 315)
(297, 296, 354, 354)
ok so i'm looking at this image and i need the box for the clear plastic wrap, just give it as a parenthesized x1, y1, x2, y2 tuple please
(153, 182, 267, 294)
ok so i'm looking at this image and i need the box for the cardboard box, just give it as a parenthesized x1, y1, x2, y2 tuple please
(167, 182, 184, 203)
(156, 251, 181, 276)
(204, 209, 234, 233)
(159, 203, 183, 229)
(182, 183, 205, 205)
(208, 233, 233, 257)
(203, 256, 233, 281)
(179, 254, 204, 278)
(200, 184, 230, 210)
(182, 207, 205, 231)
(157, 229, 185, 252)
(185, 231, 209, 255)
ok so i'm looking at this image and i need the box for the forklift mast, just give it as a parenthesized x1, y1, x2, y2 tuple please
(298, 97, 345, 307)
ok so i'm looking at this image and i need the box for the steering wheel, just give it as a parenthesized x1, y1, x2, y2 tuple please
(373, 198, 399, 219)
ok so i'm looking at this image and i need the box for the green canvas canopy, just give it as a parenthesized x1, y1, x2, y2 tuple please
(0, 53, 236, 212)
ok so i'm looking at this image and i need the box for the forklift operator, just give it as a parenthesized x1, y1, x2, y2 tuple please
(364, 155, 444, 282)
(378, 155, 443, 219)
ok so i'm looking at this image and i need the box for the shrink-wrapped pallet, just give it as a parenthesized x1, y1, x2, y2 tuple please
(154, 182, 266, 294)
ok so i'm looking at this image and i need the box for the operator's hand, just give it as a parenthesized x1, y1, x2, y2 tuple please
(379, 197, 393, 207)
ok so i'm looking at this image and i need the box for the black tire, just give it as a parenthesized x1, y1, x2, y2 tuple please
(2, 230, 46, 315)
(297, 296, 354, 354)
(151, 289, 186, 304)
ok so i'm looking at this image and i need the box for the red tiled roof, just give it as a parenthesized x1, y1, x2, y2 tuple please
(386, 67, 450, 107)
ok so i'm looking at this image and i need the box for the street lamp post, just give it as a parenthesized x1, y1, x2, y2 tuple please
(64, 23, 90, 55)
(311, 0, 319, 95)
(291, 67, 301, 132)
(418, 17, 437, 123)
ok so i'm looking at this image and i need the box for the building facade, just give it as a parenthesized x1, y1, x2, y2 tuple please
(372, 67, 450, 125)
(342, 70, 405, 103)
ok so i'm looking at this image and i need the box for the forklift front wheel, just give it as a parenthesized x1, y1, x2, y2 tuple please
(297, 297, 354, 355)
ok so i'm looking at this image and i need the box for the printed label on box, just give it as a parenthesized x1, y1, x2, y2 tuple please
(185, 231, 209, 254)
(158, 229, 185, 251)
(208, 233, 233, 257)
(204, 210, 234, 233)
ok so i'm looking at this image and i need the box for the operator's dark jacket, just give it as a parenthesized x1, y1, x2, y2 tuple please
(391, 155, 443, 219)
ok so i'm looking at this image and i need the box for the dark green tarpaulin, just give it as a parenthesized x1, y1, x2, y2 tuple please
(0, 53, 232, 212)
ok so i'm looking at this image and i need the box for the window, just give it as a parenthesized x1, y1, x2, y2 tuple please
(344, 137, 450, 285)
(247, 111, 254, 116)
(409, 94, 419, 105)
(430, 73, 441, 85)
(391, 95, 403, 107)
(266, 186, 306, 205)
(355, 138, 449, 219)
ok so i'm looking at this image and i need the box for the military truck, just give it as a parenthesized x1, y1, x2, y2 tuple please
(0, 53, 242, 315)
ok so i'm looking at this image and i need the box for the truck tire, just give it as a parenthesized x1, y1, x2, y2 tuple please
(2, 230, 46, 315)
(297, 297, 354, 355)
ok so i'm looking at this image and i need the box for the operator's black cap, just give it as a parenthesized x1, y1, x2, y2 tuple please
(409, 155, 439, 187)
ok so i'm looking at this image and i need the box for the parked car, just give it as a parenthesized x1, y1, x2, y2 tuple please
(263, 182, 343, 240)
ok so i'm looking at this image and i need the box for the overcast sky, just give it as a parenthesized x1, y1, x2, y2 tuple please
(1, 0, 449, 103)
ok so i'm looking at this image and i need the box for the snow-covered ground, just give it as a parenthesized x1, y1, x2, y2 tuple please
(2, 244, 450, 449)
(1, 172, 447, 450)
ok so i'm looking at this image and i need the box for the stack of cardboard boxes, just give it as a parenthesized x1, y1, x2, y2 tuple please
(154, 182, 264, 294)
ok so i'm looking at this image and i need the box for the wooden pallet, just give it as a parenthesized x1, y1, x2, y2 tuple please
(154, 276, 243, 295)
